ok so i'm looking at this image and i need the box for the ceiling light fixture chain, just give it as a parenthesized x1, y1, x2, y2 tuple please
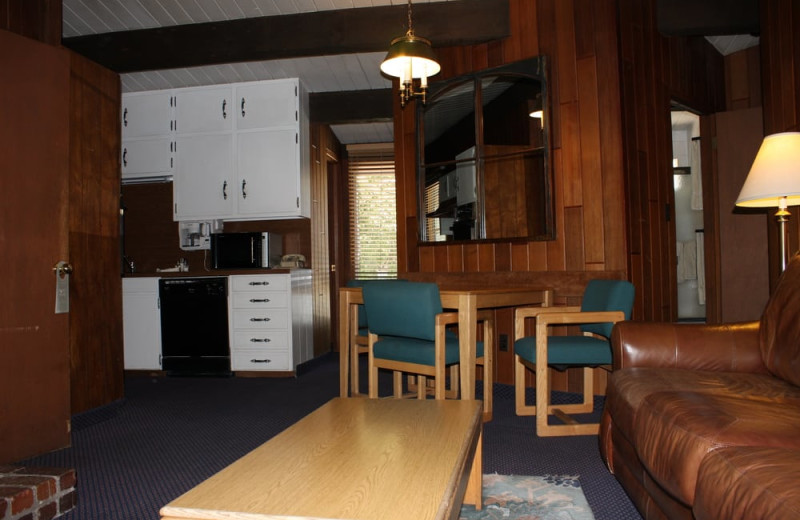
(380, 0, 441, 108)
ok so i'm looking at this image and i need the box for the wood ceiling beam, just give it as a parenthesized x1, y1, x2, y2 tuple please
(309, 89, 394, 125)
(62, 0, 510, 74)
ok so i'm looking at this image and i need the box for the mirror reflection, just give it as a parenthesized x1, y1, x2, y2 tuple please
(418, 57, 553, 242)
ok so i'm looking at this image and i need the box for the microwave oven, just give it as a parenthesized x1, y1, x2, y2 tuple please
(210, 232, 282, 269)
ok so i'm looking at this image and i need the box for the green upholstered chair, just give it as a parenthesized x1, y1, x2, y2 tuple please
(345, 279, 410, 396)
(363, 281, 493, 414)
(513, 279, 634, 436)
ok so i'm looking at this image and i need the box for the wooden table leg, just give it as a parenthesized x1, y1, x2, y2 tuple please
(338, 290, 351, 397)
(457, 293, 477, 403)
(464, 429, 483, 510)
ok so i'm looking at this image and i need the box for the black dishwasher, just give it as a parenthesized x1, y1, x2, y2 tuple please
(159, 277, 231, 376)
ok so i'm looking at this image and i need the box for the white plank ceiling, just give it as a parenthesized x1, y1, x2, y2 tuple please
(61, 0, 758, 144)
(62, 0, 460, 144)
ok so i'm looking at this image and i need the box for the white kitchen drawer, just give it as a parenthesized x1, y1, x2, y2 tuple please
(231, 291, 288, 309)
(232, 350, 291, 371)
(231, 275, 288, 292)
(232, 309, 289, 329)
(231, 330, 289, 350)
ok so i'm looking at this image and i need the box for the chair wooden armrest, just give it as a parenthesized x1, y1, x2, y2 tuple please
(535, 310, 626, 327)
(516, 305, 582, 320)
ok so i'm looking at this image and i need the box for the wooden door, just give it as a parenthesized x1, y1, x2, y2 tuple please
(0, 30, 71, 463)
(68, 52, 124, 413)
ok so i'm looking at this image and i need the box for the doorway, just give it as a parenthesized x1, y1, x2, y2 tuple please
(671, 110, 706, 321)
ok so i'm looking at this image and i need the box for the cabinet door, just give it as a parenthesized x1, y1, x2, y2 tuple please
(174, 134, 234, 220)
(175, 86, 234, 134)
(121, 138, 173, 178)
(236, 128, 299, 217)
(122, 278, 162, 370)
(122, 91, 173, 138)
(235, 80, 297, 130)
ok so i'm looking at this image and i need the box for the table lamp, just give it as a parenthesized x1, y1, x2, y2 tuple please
(735, 132, 800, 272)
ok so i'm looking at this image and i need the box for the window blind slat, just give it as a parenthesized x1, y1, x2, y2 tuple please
(348, 145, 397, 280)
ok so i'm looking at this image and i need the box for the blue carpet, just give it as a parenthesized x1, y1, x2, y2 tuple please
(21, 354, 641, 520)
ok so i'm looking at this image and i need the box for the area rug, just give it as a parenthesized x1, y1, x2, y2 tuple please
(459, 474, 596, 520)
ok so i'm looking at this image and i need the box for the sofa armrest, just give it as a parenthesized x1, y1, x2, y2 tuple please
(611, 321, 768, 373)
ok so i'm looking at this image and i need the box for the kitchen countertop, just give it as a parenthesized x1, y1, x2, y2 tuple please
(123, 268, 302, 278)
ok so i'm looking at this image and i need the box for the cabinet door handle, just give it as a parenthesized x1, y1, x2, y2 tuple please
(242, 179, 247, 199)
(248, 281, 270, 286)
(222, 180, 228, 200)
(122, 148, 127, 167)
(222, 99, 227, 119)
(250, 317, 271, 322)
(123, 108, 128, 127)
(250, 338, 271, 343)
(250, 298, 270, 303)
(250, 358, 272, 364)
(241, 97, 246, 118)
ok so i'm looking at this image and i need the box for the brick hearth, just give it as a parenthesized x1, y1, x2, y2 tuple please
(0, 466, 76, 520)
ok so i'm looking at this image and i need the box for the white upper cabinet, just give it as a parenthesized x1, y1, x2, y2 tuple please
(122, 138, 174, 177)
(236, 80, 298, 130)
(122, 91, 174, 138)
(121, 91, 175, 181)
(161, 78, 310, 222)
(174, 133, 235, 220)
(236, 128, 300, 218)
(175, 86, 234, 135)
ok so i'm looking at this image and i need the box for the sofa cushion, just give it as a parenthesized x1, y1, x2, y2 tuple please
(760, 253, 800, 387)
(606, 367, 800, 445)
(607, 368, 800, 506)
(694, 446, 800, 520)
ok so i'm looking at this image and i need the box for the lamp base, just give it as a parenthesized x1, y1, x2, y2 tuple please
(776, 207, 790, 272)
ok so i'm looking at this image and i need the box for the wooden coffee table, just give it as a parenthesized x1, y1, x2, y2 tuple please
(160, 397, 483, 520)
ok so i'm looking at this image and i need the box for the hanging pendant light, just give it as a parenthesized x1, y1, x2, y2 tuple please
(380, 0, 441, 107)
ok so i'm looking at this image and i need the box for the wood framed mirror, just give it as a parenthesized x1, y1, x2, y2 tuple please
(417, 57, 553, 242)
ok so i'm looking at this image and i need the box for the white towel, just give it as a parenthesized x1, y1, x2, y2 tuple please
(677, 240, 697, 282)
(696, 231, 706, 305)
(691, 139, 703, 210)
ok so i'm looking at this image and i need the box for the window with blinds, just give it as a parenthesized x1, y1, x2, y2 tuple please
(347, 144, 397, 280)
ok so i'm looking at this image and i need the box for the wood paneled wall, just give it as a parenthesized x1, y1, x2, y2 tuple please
(617, 0, 725, 323)
(397, 0, 627, 281)
(0, 0, 60, 45)
(391, 0, 726, 387)
(394, 0, 627, 387)
(310, 123, 342, 356)
(760, 0, 800, 286)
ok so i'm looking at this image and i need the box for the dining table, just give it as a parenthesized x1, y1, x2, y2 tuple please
(338, 284, 553, 415)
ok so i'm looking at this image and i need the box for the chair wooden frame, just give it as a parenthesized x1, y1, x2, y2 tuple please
(368, 310, 494, 416)
(352, 311, 461, 399)
(514, 306, 624, 437)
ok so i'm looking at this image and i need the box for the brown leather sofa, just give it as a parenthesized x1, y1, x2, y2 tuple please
(599, 255, 800, 520)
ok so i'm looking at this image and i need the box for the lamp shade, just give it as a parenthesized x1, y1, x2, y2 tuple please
(380, 34, 441, 80)
(736, 132, 800, 208)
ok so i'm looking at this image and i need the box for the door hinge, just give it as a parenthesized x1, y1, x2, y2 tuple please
(296, 197, 300, 208)
(330, 264, 336, 272)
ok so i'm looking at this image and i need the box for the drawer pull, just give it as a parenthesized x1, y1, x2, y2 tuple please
(250, 317, 271, 322)
(250, 358, 272, 364)
(248, 281, 270, 286)
(250, 298, 270, 303)
(250, 338, 271, 343)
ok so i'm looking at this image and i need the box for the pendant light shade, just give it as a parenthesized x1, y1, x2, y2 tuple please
(380, 34, 441, 80)
(380, 0, 440, 107)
